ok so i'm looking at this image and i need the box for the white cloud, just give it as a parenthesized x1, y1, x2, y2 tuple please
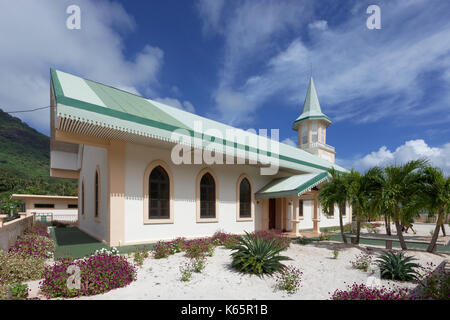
(308, 20, 328, 31)
(351, 139, 450, 174)
(154, 97, 196, 113)
(0, 0, 165, 134)
(281, 137, 297, 147)
(196, 0, 225, 35)
(198, 0, 450, 127)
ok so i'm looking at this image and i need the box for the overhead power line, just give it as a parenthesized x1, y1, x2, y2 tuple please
(4, 106, 50, 114)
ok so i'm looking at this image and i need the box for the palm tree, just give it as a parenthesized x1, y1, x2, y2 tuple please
(347, 170, 373, 244)
(318, 168, 349, 244)
(367, 166, 393, 235)
(378, 160, 428, 250)
(420, 166, 450, 253)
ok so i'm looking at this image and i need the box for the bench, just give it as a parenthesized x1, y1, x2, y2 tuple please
(344, 233, 438, 252)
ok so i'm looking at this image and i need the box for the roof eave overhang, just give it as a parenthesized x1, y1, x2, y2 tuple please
(292, 116, 332, 130)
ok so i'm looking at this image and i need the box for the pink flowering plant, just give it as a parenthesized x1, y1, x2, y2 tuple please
(8, 234, 54, 259)
(414, 262, 450, 300)
(275, 266, 303, 294)
(152, 241, 173, 259)
(330, 282, 411, 300)
(40, 253, 137, 298)
(350, 252, 373, 272)
(252, 230, 290, 250)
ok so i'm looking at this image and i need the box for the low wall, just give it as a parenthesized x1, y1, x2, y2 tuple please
(0, 215, 34, 252)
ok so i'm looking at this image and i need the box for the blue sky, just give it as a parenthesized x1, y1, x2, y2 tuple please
(0, 0, 449, 173)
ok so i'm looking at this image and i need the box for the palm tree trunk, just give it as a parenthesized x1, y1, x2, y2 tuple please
(441, 214, 447, 236)
(384, 215, 392, 236)
(355, 215, 361, 244)
(427, 209, 444, 253)
(339, 204, 347, 244)
(394, 207, 407, 250)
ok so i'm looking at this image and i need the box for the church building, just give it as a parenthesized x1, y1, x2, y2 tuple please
(49, 69, 351, 246)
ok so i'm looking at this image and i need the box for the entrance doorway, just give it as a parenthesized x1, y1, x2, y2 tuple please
(269, 198, 276, 229)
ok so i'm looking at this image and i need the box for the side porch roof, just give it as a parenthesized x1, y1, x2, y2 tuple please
(255, 171, 331, 199)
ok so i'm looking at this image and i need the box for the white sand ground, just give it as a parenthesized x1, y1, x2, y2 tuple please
(77, 243, 448, 300)
(27, 223, 448, 300)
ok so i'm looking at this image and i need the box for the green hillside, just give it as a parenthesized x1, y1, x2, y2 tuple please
(0, 109, 77, 211)
(0, 109, 50, 178)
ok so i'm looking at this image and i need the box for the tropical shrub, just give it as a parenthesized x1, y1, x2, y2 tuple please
(40, 254, 137, 298)
(0, 250, 46, 284)
(330, 283, 410, 300)
(231, 232, 290, 275)
(133, 246, 149, 267)
(350, 252, 373, 272)
(275, 266, 302, 294)
(376, 251, 420, 281)
(9, 283, 29, 300)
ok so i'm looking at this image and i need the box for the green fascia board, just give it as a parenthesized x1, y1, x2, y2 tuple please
(255, 190, 298, 199)
(50, 68, 347, 174)
(255, 171, 331, 199)
(295, 171, 330, 194)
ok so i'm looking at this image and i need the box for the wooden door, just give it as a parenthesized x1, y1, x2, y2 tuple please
(269, 198, 276, 229)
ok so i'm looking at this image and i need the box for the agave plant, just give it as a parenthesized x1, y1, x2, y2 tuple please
(230, 232, 291, 275)
(376, 251, 420, 281)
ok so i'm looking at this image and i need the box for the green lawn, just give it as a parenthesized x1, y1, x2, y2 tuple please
(50, 226, 154, 259)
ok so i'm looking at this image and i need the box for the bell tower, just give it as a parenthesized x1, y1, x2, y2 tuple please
(292, 77, 335, 163)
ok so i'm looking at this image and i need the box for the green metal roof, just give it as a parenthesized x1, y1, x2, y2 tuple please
(50, 69, 348, 174)
(255, 171, 331, 199)
(292, 77, 331, 130)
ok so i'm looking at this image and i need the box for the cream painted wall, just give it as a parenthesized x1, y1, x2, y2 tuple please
(319, 203, 351, 228)
(123, 143, 274, 244)
(78, 145, 108, 241)
(25, 199, 78, 222)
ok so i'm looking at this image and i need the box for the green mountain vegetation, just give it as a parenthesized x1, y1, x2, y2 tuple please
(0, 109, 77, 212)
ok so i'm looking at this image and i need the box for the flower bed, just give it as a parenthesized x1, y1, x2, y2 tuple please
(330, 283, 410, 300)
(252, 230, 290, 249)
(0, 221, 54, 298)
(8, 234, 54, 259)
(40, 254, 137, 298)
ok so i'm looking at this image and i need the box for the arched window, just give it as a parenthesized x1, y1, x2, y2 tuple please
(149, 166, 170, 219)
(200, 173, 216, 218)
(239, 178, 251, 218)
(95, 170, 100, 218)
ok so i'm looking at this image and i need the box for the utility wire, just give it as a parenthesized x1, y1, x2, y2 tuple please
(4, 106, 50, 114)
